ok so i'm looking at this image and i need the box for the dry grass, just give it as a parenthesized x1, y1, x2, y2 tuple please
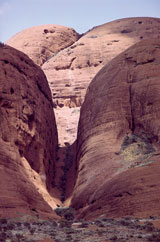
(0, 215, 160, 241)
(120, 134, 155, 166)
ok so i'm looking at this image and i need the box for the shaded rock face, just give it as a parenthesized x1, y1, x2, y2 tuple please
(71, 39, 160, 219)
(42, 17, 160, 108)
(0, 44, 59, 218)
(6, 25, 80, 66)
(6, 25, 80, 147)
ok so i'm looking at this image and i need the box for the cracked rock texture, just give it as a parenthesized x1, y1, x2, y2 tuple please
(6, 25, 80, 66)
(0, 44, 59, 218)
(71, 39, 160, 219)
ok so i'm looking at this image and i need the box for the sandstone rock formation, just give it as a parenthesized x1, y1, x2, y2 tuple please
(6, 25, 80, 66)
(71, 39, 160, 219)
(42, 17, 160, 108)
(6, 18, 160, 147)
(0, 44, 59, 218)
(42, 17, 160, 146)
(54, 107, 80, 146)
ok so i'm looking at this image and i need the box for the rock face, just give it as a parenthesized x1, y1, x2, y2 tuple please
(0, 44, 59, 218)
(54, 107, 80, 146)
(5, 25, 80, 147)
(71, 39, 160, 219)
(6, 25, 80, 66)
(42, 17, 160, 108)
(42, 17, 160, 146)
(6, 18, 160, 146)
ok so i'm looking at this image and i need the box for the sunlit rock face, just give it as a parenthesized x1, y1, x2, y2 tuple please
(71, 39, 160, 220)
(7, 18, 160, 147)
(42, 17, 160, 146)
(42, 17, 160, 108)
(6, 24, 80, 66)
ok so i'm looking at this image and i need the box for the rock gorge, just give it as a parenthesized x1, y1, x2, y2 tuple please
(7, 17, 160, 146)
(2, 17, 160, 223)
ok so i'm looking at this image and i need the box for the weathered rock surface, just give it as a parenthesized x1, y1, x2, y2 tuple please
(42, 17, 160, 108)
(42, 17, 160, 146)
(0, 44, 59, 218)
(71, 39, 160, 219)
(54, 107, 80, 146)
(6, 25, 80, 66)
(6, 25, 80, 146)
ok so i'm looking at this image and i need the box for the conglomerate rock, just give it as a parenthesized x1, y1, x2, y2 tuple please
(0, 44, 59, 218)
(71, 39, 160, 219)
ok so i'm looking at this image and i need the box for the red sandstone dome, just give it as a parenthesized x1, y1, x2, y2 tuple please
(42, 17, 160, 108)
(43, 17, 160, 146)
(71, 38, 160, 219)
(6, 24, 80, 66)
(0, 44, 59, 218)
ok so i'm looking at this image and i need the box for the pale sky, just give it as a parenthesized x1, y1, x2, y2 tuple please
(0, 0, 160, 42)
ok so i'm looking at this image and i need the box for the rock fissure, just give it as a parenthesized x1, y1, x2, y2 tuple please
(36, 81, 51, 104)
(129, 84, 135, 133)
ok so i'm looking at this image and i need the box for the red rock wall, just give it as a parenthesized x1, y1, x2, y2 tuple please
(0, 44, 58, 218)
(6, 18, 160, 147)
(42, 17, 160, 147)
(71, 39, 160, 219)
(42, 17, 160, 108)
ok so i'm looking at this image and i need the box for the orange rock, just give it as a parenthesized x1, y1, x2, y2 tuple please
(71, 39, 160, 219)
(0, 44, 59, 218)
(6, 25, 80, 66)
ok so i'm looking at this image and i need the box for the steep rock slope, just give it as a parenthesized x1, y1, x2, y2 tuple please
(6, 25, 80, 66)
(43, 17, 160, 146)
(43, 17, 160, 108)
(0, 44, 59, 218)
(71, 39, 160, 219)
